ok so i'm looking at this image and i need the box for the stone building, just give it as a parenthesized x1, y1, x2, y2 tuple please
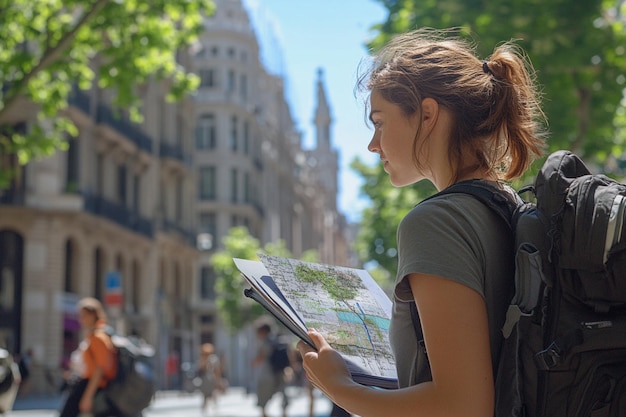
(190, 0, 352, 387)
(0, 0, 351, 392)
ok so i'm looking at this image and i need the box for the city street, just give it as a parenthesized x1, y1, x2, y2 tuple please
(6, 386, 333, 417)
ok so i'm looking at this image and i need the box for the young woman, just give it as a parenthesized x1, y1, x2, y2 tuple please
(59, 297, 118, 417)
(296, 28, 547, 417)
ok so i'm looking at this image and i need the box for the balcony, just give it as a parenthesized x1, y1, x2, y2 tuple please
(159, 142, 185, 162)
(68, 88, 91, 114)
(162, 218, 196, 246)
(83, 193, 153, 238)
(96, 104, 153, 154)
(0, 187, 25, 205)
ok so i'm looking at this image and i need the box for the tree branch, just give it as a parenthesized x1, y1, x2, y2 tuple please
(0, 0, 111, 123)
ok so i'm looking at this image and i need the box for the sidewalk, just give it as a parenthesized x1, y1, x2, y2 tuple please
(6, 386, 333, 417)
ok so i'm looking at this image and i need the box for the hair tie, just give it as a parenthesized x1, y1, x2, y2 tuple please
(482, 61, 494, 76)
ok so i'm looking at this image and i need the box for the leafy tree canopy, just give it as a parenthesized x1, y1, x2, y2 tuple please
(0, 0, 214, 187)
(211, 226, 318, 331)
(369, 0, 626, 159)
(353, 0, 626, 276)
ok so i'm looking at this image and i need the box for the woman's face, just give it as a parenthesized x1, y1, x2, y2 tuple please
(78, 308, 98, 329)
(367, 90, 423, 187)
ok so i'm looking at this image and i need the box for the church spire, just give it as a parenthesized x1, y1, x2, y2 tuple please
(313, 68, 332, 149)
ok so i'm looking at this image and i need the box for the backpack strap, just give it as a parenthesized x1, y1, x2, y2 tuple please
(410, 180, 524, 352)
(421, 179, 523, 229)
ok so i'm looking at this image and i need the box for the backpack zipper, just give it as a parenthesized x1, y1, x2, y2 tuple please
(604, 193, 625, 263)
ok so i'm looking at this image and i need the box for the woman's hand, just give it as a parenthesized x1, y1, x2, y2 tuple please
(296, 329, 354, 401)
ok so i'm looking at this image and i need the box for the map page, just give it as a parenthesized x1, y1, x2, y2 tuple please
(257, 254, 397, 388)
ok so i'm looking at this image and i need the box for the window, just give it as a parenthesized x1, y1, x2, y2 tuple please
(199, 212, 216, 236)
(175, 177, 183, 222)
(199, 166, 216, 200)
(96, 154, 104, 194)
(198, 212, 216, 251)
(66, 137, 79, 191)
(64, 240, 76, 293)
(227, 69, 235, 93)
(132, 175, 140, 212)
(230, 115, 238, 151)
(200, 266, 216, 299)
(240, 74, 247, 99)
(244, 172, 250, 203)
(227, 47, 235, 59)
(196, 114, 216, 150)
(117, 164, 127, 205)
(243, 121, 249, 155)
(199, 68, 215, 88)
(230, 168, 238, 203)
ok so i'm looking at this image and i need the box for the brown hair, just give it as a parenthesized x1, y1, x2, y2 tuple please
(357, 28, 547, 183)
(78, 297, 107, 322)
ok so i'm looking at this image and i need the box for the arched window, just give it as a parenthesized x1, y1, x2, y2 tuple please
(63, 239, 79, 293)
(0, 229, 24, 353)
(131, 259, 141, 314)
(94, 247, 105, 300)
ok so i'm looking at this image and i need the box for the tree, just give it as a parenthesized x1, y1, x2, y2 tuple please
(350, 157, 435, 275)
(211, 226, 318, 331)
(352, 0, 626, 277)
(0, 0, 215, 188)
(369, 0, 626, 159)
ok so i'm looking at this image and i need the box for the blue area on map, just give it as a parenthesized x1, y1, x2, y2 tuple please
(336, 311, 390, 330)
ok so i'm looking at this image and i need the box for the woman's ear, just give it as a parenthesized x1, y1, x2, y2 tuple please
(420, 98, 439, 132)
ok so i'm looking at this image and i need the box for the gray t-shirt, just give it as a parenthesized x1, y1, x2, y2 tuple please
(389, 191, 515, 388)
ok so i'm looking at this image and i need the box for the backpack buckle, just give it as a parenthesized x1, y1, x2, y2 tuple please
(535, 342, 561, 370)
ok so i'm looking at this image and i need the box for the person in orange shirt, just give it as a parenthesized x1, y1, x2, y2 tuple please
(59, 297, 118, 417)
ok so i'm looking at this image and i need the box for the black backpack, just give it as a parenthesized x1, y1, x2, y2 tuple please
(93, 328, 156, 417)
(430, 150, 626, 417)
(269, 338, 291, 374)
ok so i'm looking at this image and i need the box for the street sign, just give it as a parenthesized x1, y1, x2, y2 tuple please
(104, 270, 123, 307)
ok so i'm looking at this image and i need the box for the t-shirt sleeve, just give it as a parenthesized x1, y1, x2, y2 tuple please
(90, 334, 112, 369)
(395, 195, 488, 302)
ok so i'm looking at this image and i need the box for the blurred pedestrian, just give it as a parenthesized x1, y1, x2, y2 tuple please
(14, 350, 31, 396)
(252, 322, 288, 417)
(196, 343, 223, 415)
(165, 351, 179, 390)
(58, 297, 119, 417)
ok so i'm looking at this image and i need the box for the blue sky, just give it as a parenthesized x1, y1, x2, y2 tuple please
(243, 0, 388, 222)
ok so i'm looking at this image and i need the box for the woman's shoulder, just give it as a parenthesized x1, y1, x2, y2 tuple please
(402, 192, 489, 226)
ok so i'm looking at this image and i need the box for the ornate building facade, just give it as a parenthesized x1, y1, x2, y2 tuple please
(0, 0, 352, 392)
(190, 0, 352, 387)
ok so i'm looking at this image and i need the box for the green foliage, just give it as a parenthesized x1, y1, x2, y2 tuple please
(211, 226, 320, 331)
(370, 0, 626, 160)
(0, 0, 215, 187)
(352, 0, 626, 279)
(351, 156, 435, 275)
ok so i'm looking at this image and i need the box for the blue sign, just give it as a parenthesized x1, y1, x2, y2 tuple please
(105, 271, 121, 291)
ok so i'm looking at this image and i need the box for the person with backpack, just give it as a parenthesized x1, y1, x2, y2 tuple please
(196, 343, 223, 414)
(59, 297, 119, 417)
(296, 27, 547, 417)
(253, 321, 289, 417)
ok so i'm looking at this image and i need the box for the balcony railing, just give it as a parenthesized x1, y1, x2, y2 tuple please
(162, 218, 196, 246)
(96, 104, 153, 154)
(83, 193, 153, 238)
(0, 188, 25, 205)
(159, 142, 190, 165)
